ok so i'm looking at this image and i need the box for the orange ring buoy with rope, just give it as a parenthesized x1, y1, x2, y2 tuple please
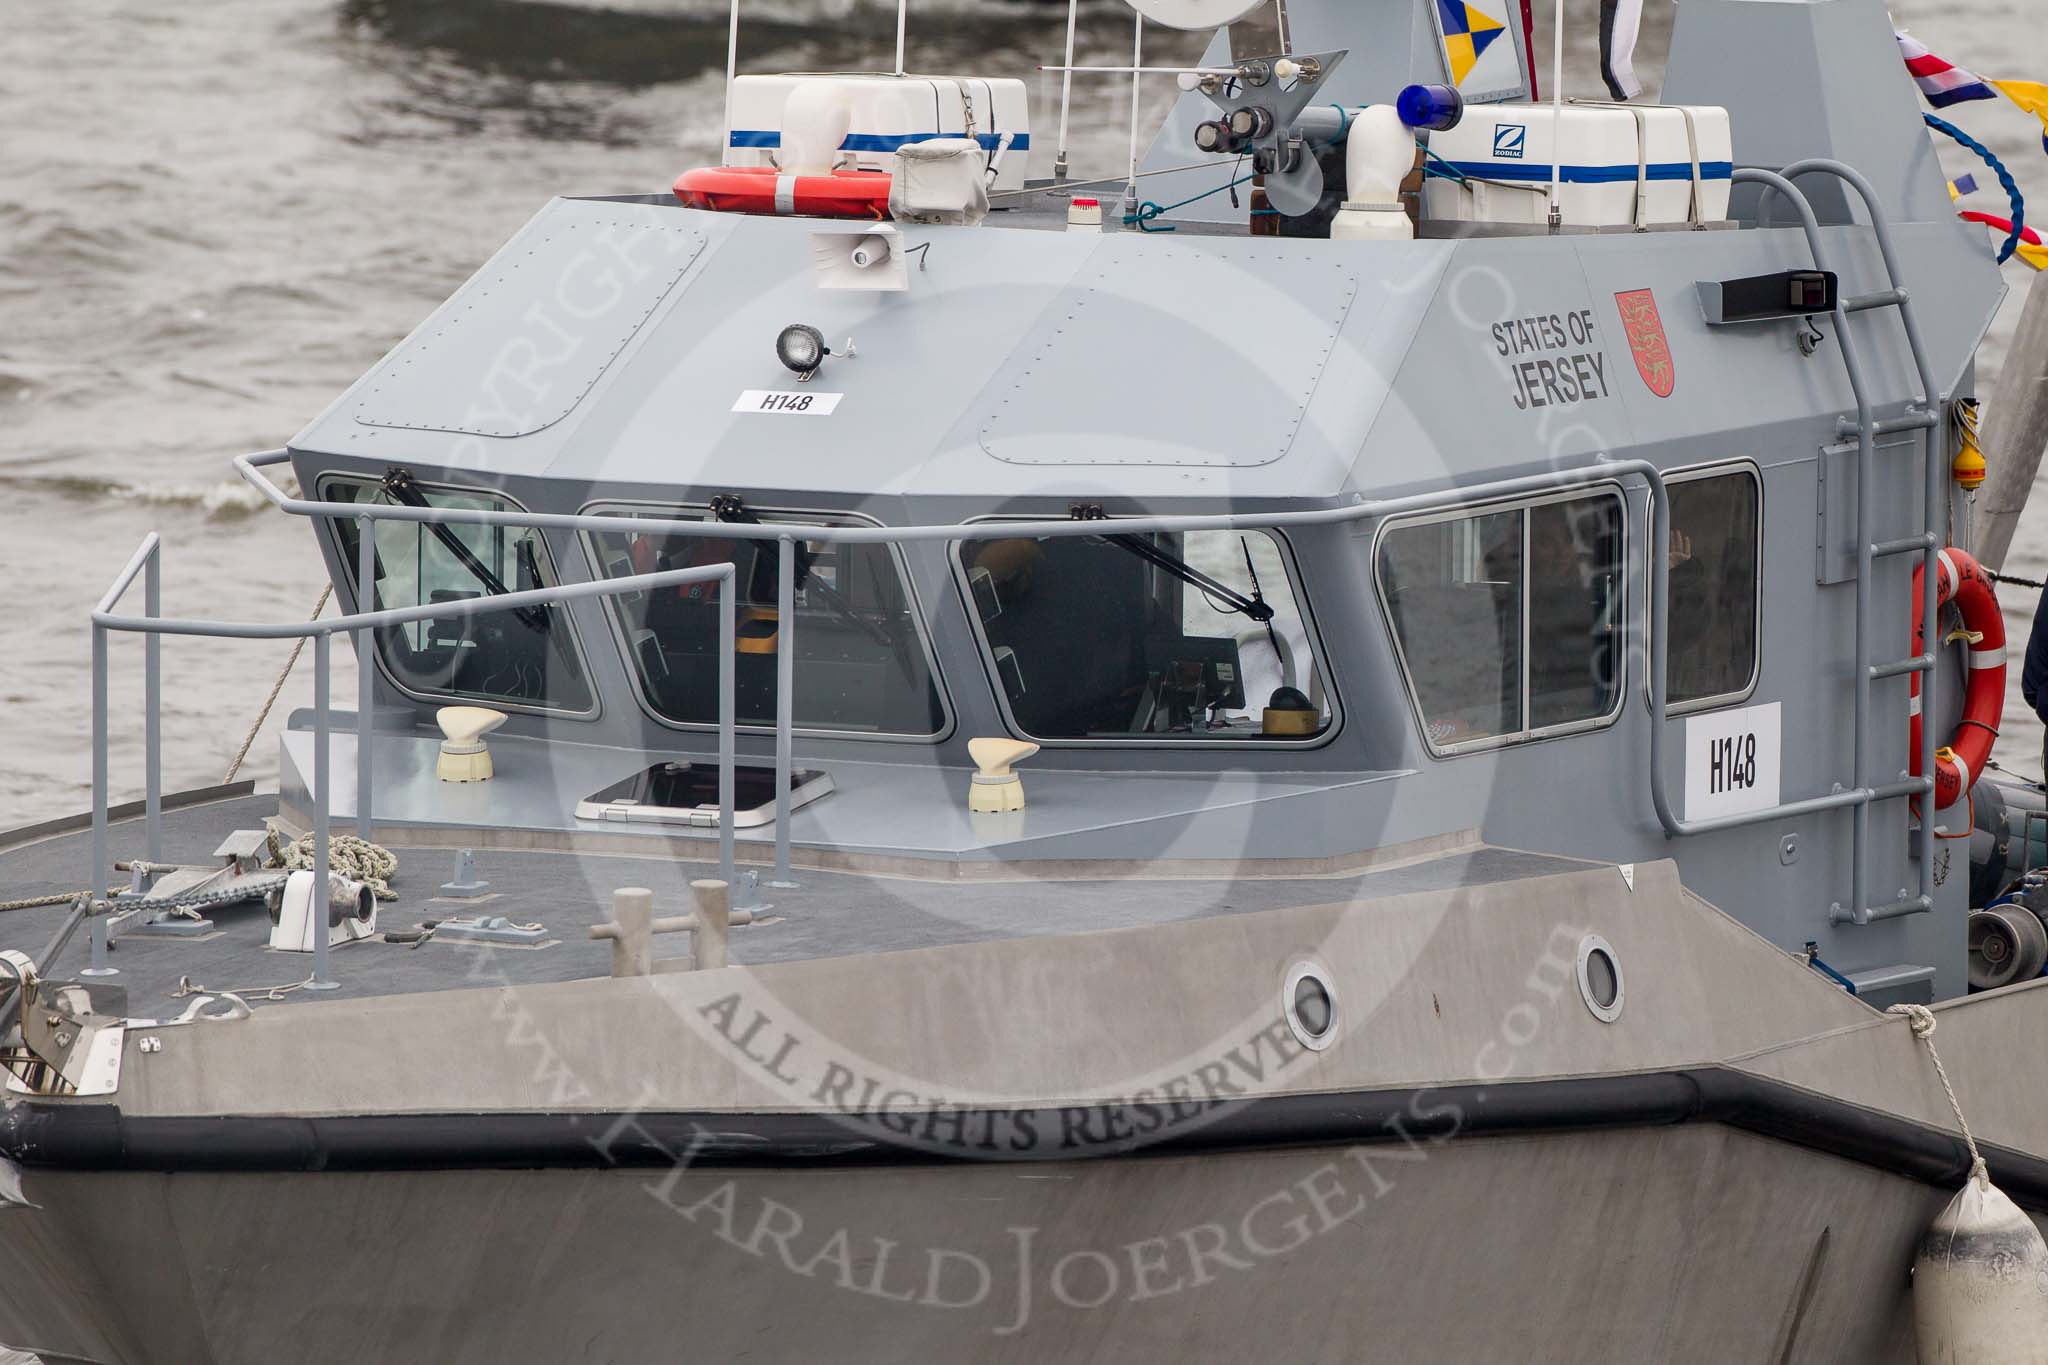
(1910, 547, 2006, 810)
(672, 165, 891, 219)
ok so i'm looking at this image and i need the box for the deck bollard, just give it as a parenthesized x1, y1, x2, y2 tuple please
(731, 867, 770, 915)
(608, 887, 654, 978)
(692, 880, 731, 971)
(439, 849, 490, 898)
(591, 885, 752, 976)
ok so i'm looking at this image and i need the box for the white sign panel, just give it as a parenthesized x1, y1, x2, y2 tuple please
(733, 390, 843, 416)
(1684, 701, 1781, 821)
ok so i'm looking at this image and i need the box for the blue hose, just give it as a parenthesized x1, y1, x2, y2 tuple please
(1924, 112, 2025, 265)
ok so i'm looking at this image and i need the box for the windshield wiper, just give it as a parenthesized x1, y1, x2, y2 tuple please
(709, 496, 902, 654)
(379, 468, 551, 634)
(1102, 531, 1275, 624)
(1072, 505, 1284, 668)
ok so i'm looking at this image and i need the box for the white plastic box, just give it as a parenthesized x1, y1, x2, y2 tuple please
(725, 74, 1032, 194)
(1421, 103, 1733, 229)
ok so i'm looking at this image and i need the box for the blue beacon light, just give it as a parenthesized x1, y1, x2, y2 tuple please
(1397, 83, 1465, 132)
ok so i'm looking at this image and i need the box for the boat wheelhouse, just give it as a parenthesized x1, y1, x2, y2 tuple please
(4, 0, 2047, 1360)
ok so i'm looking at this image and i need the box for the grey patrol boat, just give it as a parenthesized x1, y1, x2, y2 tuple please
(4, 0, 2048, 1359)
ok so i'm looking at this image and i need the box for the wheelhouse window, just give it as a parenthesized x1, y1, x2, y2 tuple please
(1378, 490, 1625, 751)
(1665, 466, 1761, 709)
(327, 475, 594, 714)
(586, 508, 946, 736)
(958, 527, 1332, 742)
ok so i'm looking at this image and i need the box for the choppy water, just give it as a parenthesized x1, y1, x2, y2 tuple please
(1, 0, 2044, 826)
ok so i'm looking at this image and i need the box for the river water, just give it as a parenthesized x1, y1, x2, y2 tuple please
(1, 0, 2044, 827)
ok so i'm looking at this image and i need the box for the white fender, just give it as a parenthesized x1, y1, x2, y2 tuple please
(1913, 1177, 2048, 1363)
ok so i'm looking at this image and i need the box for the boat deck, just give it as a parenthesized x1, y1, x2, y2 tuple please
(601, 189, 1738, 238)
(274, 725, 1414, 871)
(0, 788, 1593, 1019)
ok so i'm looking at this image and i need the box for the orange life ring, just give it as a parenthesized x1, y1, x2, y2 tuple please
(1910, 547, 2006, 809)
(672, 165, 891, 220)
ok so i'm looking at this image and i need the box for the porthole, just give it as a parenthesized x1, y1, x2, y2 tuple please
(1576, 935, 1625, 1023)
(1283, 961, 1339, 1051)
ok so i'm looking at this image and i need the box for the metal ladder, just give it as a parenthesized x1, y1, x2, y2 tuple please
(1651, 163, 1946, 926)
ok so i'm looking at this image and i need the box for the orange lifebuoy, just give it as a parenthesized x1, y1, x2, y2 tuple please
(672, 165, 891, 219)
(1910, 547, 2006, 809)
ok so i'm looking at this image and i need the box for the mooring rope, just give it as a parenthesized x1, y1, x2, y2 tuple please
(1889, 1003, 1990, 1187)
(222, 583, 332, 783)
(0, 890, 87, 913)
(266, 828, 398, 900)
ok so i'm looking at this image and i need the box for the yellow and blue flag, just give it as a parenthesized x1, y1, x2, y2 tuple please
(1993, 80, 2048, 156)
(1436, 0, 1511, 89)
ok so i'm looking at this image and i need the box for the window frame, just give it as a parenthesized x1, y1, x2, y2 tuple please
(319, 473, 603, 721)
(1645, 459, 1764, 717)
(576, 498, 955, 745)
(1372, 481, 1630, 758)
(949, 516, 1344, 751)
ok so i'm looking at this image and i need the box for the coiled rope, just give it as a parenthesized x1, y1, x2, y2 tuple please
(1889, 1003, 1989, 1188)
(222, 583, 332, 783)
(1925, 113, 2025, 266)
(266, 828, 398, 900)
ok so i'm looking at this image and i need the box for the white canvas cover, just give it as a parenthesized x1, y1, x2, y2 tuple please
(889, 139, 990, 225)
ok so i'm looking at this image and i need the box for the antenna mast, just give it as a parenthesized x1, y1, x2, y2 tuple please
(1056, 0, 1079, 180)
(1547, 0, 1564, 231)
(723, 0, 741, 162)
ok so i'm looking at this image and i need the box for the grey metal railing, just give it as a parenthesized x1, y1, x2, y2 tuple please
(234, 448, 1679, 888)
(88, 533, 738, 989)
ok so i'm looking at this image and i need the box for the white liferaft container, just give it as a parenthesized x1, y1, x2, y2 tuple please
(1421, 103, 1732, 229)
(725, 74, 1032, 194)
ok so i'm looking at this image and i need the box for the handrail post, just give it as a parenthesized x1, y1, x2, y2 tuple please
(1648, 471, 1671, 821)
(772, 533, 797, 888)
(144, 541, 162, 867)
(356, 514, 374, 841)
(83, 622, 116, 978)
(719, 566, 736, 890)
(306, 631, 340, 992)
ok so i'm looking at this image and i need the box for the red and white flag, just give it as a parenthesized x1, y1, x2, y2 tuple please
(1895, 28, 1998, 108)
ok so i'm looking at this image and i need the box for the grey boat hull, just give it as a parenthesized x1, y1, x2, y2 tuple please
(0, 1124, 1969, 1364)
(5, 856, 2048, 1362)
